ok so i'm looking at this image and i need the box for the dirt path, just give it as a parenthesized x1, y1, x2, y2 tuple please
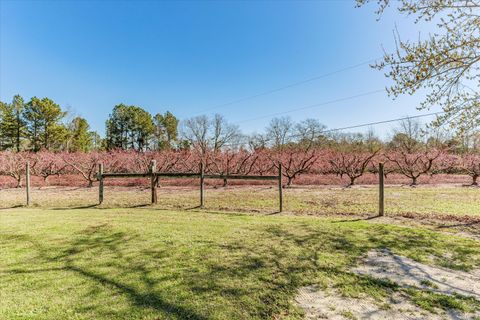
(353, 249, 480, 300)
(296, 249, 480, 319)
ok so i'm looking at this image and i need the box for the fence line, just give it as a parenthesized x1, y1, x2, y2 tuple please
(97, 160, 283, 212)
(21, 161, 389, 216)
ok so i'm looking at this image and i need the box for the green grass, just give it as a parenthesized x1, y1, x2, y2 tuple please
(1, 185, 479, 217)
(1, 208, 479, 319)
(406, 289, 480, 313)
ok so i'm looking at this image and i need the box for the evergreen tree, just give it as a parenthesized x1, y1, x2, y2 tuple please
(90, 131, 104, 151)
(153, 111, 179, 150)
(12, 95, 26, 151)
(0, 95, 27, 151)
(105, 104, 155, 151)
(24, 97, 66, 151)
(68, 117, 93, 152)
(0, 100, 15, 150)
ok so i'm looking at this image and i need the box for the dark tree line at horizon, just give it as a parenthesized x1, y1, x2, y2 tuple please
(0, 95, 180, 153)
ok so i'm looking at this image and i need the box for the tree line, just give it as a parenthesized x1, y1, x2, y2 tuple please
(1, 117, 480, 188)
(0, 95, 98, 152)
(0, 95, 182, 152)
(1, 145, 479, 189)
(2, 94, 480, 155)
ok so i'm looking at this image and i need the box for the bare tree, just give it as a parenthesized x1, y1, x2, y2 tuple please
(181, 115, 210, 156)
(211, 114, 242, 152)
(248, 132, 269, 150)
(266, 116, 294, 149)
(294, 118, 327, 148)
(181, 114, 243, 161)
(389, 117, 424, 152)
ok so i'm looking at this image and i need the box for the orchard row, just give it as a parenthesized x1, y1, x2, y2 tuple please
(1, 148, 479, 188)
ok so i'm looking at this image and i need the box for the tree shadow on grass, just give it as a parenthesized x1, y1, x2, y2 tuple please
(0, 204, 24, 210)
(2, 222, 363, 318)
(3, 225, 207, 320)
(3, 219, 480, 319)
(331, 215, 381, 223)
(52, 204, 99, 210)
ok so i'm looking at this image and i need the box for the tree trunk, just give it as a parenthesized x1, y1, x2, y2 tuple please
(223, 178, 228, 187)
(16, 121, 20, 152)
(472, 174, 478, 186)
(286, 176, 293, 187)
(347, 176, 356, 187)
(410, 176, 417, 186)
(88, 179, 94, 188)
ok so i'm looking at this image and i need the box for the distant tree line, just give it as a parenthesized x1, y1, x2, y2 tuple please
(0, 95, 99, 152)
(2, 95, 480, 188)
(0, 95, 182, 152)
(2, 94, 480, 157)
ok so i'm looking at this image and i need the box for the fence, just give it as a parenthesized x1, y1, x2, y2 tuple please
(21, 161, 389, 215)
(97, 160, 284, 212)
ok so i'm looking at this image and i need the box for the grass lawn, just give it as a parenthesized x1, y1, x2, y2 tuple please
(1, 208, 480, 319)
(1, 185, 479, 218)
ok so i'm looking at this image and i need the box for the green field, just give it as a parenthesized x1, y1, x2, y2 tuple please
(1, 208, 480, 319)
(1, 185, 480, 218)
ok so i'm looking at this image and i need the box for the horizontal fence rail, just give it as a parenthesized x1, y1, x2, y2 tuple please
(97, 161, 283, 212)
(100, 172, 278, 180)
(204, 174, 278, 181)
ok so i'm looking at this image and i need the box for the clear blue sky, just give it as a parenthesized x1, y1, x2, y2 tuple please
(0, 0, 441, 138)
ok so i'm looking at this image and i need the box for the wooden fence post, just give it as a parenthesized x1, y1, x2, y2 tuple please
(278, 163, 283, 213)
(26, 161, 30, 206)
(379, 162, 384, 216)
(200, 162, 205, 208)
(150, 160, 157, 204)
(98, 163, 104, 205)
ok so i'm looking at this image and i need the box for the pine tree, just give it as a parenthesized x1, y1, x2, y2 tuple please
(68, 117, 93, 152)
(24, 97, 66, 151)
(106, 104, 155, 151)
(0, 101, 16, 150)
(153, 111, 179, 150)
(12, 95, 26, 151)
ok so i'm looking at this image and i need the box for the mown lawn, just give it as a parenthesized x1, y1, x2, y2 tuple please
(1, 208, 479, 319)
(1, 185, 479, 217)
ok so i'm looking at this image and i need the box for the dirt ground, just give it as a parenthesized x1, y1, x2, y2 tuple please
(296, 249, 480, 320)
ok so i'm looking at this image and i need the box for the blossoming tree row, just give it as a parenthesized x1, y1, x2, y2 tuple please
(0, 148, 479, 188)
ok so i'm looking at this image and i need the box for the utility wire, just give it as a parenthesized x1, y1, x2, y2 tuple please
(222, 111, 444, 148)
(191, 58, 379, 116)
(234, 89, 385, 124)
(317, 112, 444, 135)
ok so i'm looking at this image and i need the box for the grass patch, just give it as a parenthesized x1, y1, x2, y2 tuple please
(1, 185, 479, 217)
(0, 208, 479, 319)
(406, 289, 480, 313)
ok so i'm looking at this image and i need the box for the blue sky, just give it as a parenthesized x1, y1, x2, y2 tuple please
(0, 0, 441, 138)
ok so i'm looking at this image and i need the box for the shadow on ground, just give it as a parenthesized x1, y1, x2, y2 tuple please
(2, 215, 480, 319)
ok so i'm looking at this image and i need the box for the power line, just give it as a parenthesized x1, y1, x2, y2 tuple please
(191, 58, 379, 116)
(318, 112, 444, 135)
(222, 111, 444, 148)
(234, 89, 385, 124)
